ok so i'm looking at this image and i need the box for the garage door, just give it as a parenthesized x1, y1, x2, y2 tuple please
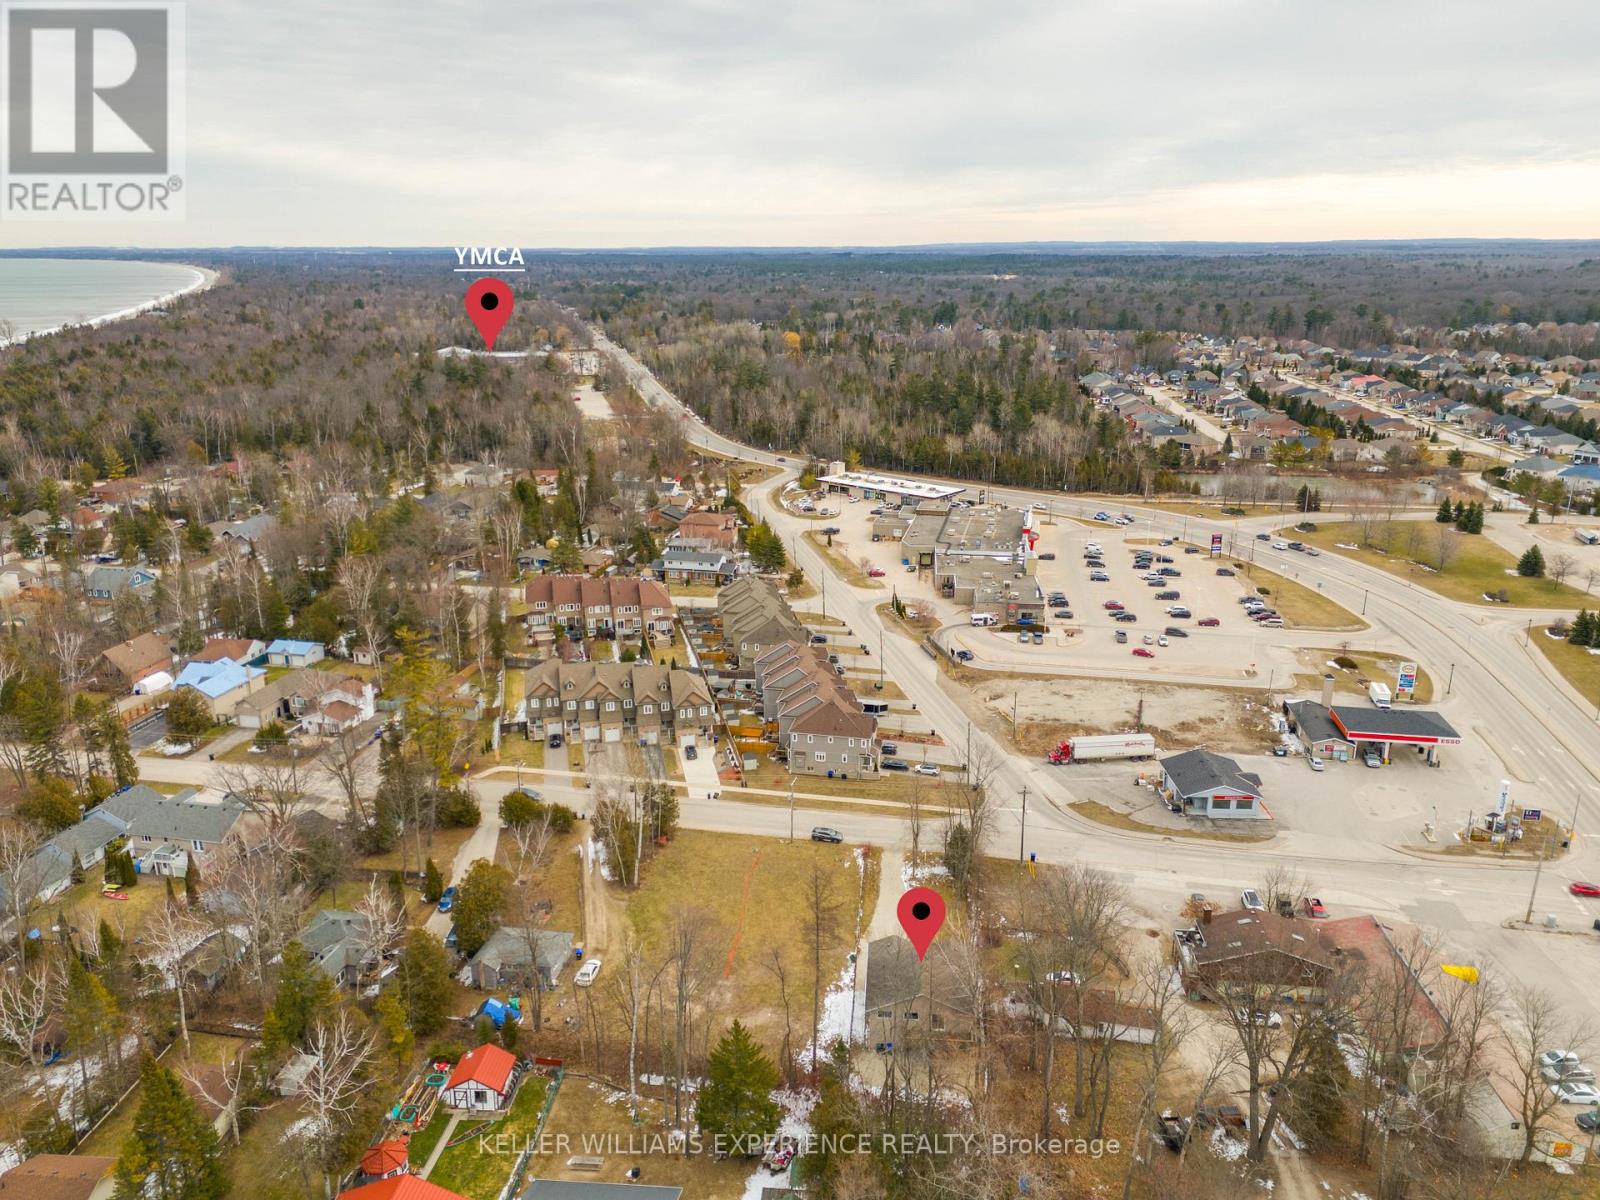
(603, 726, 621, 743)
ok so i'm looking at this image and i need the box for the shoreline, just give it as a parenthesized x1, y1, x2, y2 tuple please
(0, 261, 220, 348)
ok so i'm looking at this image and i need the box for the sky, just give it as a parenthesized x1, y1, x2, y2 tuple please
(8, 0, 1600, 248)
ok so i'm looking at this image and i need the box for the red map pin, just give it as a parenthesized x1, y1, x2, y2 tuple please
(897, 886, 946, 961)
(464, 277, 514, 351)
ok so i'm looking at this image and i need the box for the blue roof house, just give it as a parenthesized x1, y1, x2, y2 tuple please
(174, 656, 267, 718)
(265, 638, 326, 669)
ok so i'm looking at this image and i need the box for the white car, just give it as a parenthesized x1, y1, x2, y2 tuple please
(1550, 1081, 1600, 1104)
(575, 957, 603, 987)
(1271, 541, 1289, 551)
(1540, 1049, 1583, 1073)
(914, 763, 941, 777)
(1241, 889, 1265, 911)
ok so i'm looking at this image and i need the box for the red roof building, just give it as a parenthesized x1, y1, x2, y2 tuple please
(358, 1139, 410, 1180)
(441, 1042, 519, 1111)
(337, 1178, 468, 1200)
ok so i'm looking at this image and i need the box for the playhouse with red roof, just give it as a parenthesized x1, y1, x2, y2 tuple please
(440, 1042, 521, 1111)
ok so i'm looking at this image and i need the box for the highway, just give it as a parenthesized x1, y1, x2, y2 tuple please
(587, 322, 1600, 1023)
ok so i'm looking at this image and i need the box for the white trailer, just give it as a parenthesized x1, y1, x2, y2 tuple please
(1050, 733, 1157, 764)
(1577, 529, 1600, 546)
(1368, 681, 1392, 709)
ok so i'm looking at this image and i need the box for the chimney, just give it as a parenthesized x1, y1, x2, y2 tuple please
(1321, 674, 1335, 709)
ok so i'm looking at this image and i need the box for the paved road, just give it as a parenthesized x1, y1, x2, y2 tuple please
(585, 320, 1600, 1026)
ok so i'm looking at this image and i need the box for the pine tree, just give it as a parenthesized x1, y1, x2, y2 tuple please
(1571, 610, 1595, 645)
(268, 941, 336, 1049)
(422, 858, 444, 903)
(112, 1056, 227, 1200)
(98, 918, 122, 960)
(183, 861, 200, 905)
(696, 1020, 781, 1151)
(1452, 499, 1465, 523)
(1517, 544, 1546, 577)
(99, 705, 139, 790)
(395, 930, 454, 1036)
(453, 860, 510, 958)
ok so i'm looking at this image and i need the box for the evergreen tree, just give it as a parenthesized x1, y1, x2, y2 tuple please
(99, 704, 139, 790)
(266, 941, 335, 1051)
(394, 929, 454, 1035)
(1285, 1021, 1352, 1150)
(164, 688, 212, 743)
(452, 859, 510, 957)
(183, 861, 200, 905)
(1517, 544, 1546, 578)
(422, 858, 444, 903)
(1528, 506, 1540, 525)
(112, 1056, 227, 1200)
(799, 1043, 862, 1192)
(1571, 610, 1595, 645)
(98, 917, 122, 960)
(1452, 499, 1465, 523)
(696, 1020, 781, 1152)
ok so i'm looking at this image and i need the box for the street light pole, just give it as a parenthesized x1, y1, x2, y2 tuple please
(1362, 589, 1369, 616)
(1018, 786, 1029, 864)
(1525, 825, 1553, 925)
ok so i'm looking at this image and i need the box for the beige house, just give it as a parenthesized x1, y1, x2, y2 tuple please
(522, 659, 714, 746)
(523, 575, 674, 641)
(718, 576, 805, 665)
(864, 936, 975, 1041)
(96, 631, 174, 691)
(754, 642, 879, 779)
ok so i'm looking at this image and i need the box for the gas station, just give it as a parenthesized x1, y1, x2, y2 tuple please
(1326, 706, 1463, 767)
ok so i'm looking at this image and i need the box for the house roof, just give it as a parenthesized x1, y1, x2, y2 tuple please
(266, 638, 323, 656)
(47, 812, 123, 862)
(337, 1178, 470, 1200)
(191, 637, 262, 663)
(101, 631, 172, 678)
(0, 1153, 115, 1200)
(175, 656, 265, 699)
(359, 1140, 410, 1177)
(863, 936, 973, 1013)
(84, 565, 154, 596)
(1187, 910, 1333, 974)
(445, 1042, 517, 1095)
(1160, 748, 1263, 800)
(1286, 701, 1352, 747)
(89, 786, 245, 845)
(469, 927, 575, 977)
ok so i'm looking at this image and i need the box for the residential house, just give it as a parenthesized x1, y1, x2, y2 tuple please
(265, 638, 326, 668)
(786, 698, 878, 780)
(718, 576, 806, 665)
(522, 659, 713, 746)
(467, 927, 576, 990)
(300, 909, 376, 986)
(182, 929, 248, 992)
(0, 1154, 115, 1200)
(356, 1141, 411, 1184)
(86, 784, 246, 874)
(235, 669, 375, 732)
(0, 563, 39, 599)
(1177, 909, 1333, 1002)
(1034, 984, 1160, 1046)
(530, 467, 561, 496)
(523, 575, 675, 642)
(670, 509, 739, 551)
(96, 631, 174, 692)
(864, 936, 975, 1040)
(1160, 749, 1266, 819)
(189, 636, 266, 665)
(84, 564, 157, 602)
(173, 656, 267, 718)
(209, 513, 278, 552)
(1557, 464, 1600, 495)
(657, 547, 736, 587)
(338, 1178, 471, 1200)
(47, 812, 124, 872)
(441, 1042, 522, 1112)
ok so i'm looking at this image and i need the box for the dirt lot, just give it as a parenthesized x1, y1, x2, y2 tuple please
(968, 676, 1277, 755)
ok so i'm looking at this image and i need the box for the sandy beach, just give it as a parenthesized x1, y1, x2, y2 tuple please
(0, 261, 220, 348)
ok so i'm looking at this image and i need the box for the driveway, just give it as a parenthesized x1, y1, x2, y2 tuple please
(679, 739, 721, 797)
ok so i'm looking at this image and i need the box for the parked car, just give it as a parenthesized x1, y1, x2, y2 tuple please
(1550, 1081, 1600, 1105)
(1271, 745, 1288, 757)
(1132, 647, 1154, 658)
(684, 744, 698, 760)
(810, 826, 844, 843)
(1157, 635, 1169, 647)
(809, 633, 828, 644)
(1308, 757, 1324, 772)
(1539, 1049, 1583, 1073)
(575, 957, 603, 986)
(821, 526, 840, 535)
(867, 567, 887, 577)
(1018, 631, 1030, 643)
(547, 732, 564, 748)
(882, 758, 910, 771)
(1156, 590, 1180, 601)
(1240, 889, 1265, 911)
(1569, 882, 1600, 897)
(1164, 627, 1188, 638)
(1363, 751, 1382, 768)
(1198, 617, 1220, 627)
(1114, 611, 1138, 622)
(1167, 607, 1191, 619)
(1578, 1110, 1600, 1133)
(955, 649, 974, 662)
(1156, 554, 1174, 564)
(1158, 567, 1181, 577)
(1216, 567, 1235, 576)
(1302, 897, 1328, 918)
(1239, 1009, 1284, 1029)
(1043, 970, 1079, 984)
(1090, 572, 1111, 582)
(1103, 600, 1125, 610)
(1052, 608, 1072, 618)
(1048, 592, 1068, 605)
(880, 741, 898, 755)
(437, 886, 457, 913)
(1115, 630, 1128, 643)
(1038, 552, 1056, 560)
(914, 763, 941, 777)
(1031, 631, 1044, 644)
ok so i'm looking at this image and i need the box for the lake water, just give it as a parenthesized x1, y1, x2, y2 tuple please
(0, 257, 210, 344)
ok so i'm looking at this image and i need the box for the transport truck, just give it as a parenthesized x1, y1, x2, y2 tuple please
(1577, 529, 1600, 546)
(1368, 681, 1392, 709)
(1047, 732, 1157, 764)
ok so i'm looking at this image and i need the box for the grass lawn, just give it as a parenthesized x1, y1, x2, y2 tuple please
(1289, 520, 1593, 608)
(78, 1033, 253, 1157)
(742, 756, 960, 805)
(503, 668, 525, 709)
(494, 826, 586, 937)
(1234, 560, 1367, 630)
(1534, 627, 1600, 710)
(357, 823, 479, 876)
(1069, 799, 1272, 844)
(628, 830, 870, 1020)
(495, 735, 545, 770)
(792, 610, 845, 627)
(427, 1075, 550, 1199)
(1298, 649, 1435, 704)
(55, 869, 175, 944)
(803, 531, 883, 589)
(406, 1107, 452, 1171)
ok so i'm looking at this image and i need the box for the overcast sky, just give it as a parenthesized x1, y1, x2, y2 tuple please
(12, 0, 1600, 248)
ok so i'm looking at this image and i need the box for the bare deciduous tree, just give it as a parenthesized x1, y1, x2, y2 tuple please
(142, 897, 205, 1051)
(0, 954, 65, 1065)
(1499, 982, 1593, 1162)
(353, 877, 406, 985)
(296, 1008, 378, 1195)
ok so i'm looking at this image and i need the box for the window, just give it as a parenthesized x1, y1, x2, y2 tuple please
(605, 702, 616, 712)
(566, 700, 577, 711)
(1212, 796, 1232, 810)
(642, 703, 653, 714)
(192, 840, 204, 851)
(814, 753, 826, 763)
(906, 1010, 919, 1021)
(807, 735, 814, 744)
(699, 705, 709, 716)
(623, 699, 633, 709)
(932, 1013, 945, 1031)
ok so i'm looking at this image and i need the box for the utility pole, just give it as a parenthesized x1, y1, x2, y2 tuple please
(787, 775, 796, 842)
(878, 625, 885, 690)
(1525, 823, 1554, 925)
(1446, 663, 1455, 696)
(1018, 787, 1028, 863)
(1362, 588, 1369, 615)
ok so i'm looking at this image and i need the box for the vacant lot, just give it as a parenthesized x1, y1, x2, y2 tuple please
(969, 676, 1276, 755)
(1534, 627, 1600, 709)
(804, 530, 884, 589)
(1290, 520, 1592, 608)
(627, 830, 870, 1029)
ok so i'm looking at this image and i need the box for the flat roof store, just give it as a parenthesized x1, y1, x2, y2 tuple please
(817, 472, 966, 503)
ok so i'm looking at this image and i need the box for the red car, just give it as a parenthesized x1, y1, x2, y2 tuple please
(1198, 617, 1220, 627)
(1570, 882, 1600, 898)
(1103, 600, 1125, 610)
(867, 567, 886, 578)
(1302, 897, 1328, 918)
(1132, 647, 1154, 658)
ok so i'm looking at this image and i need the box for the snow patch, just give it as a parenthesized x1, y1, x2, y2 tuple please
(1209, 1124, 1246, 1161)
(584, 837, 614, 882)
